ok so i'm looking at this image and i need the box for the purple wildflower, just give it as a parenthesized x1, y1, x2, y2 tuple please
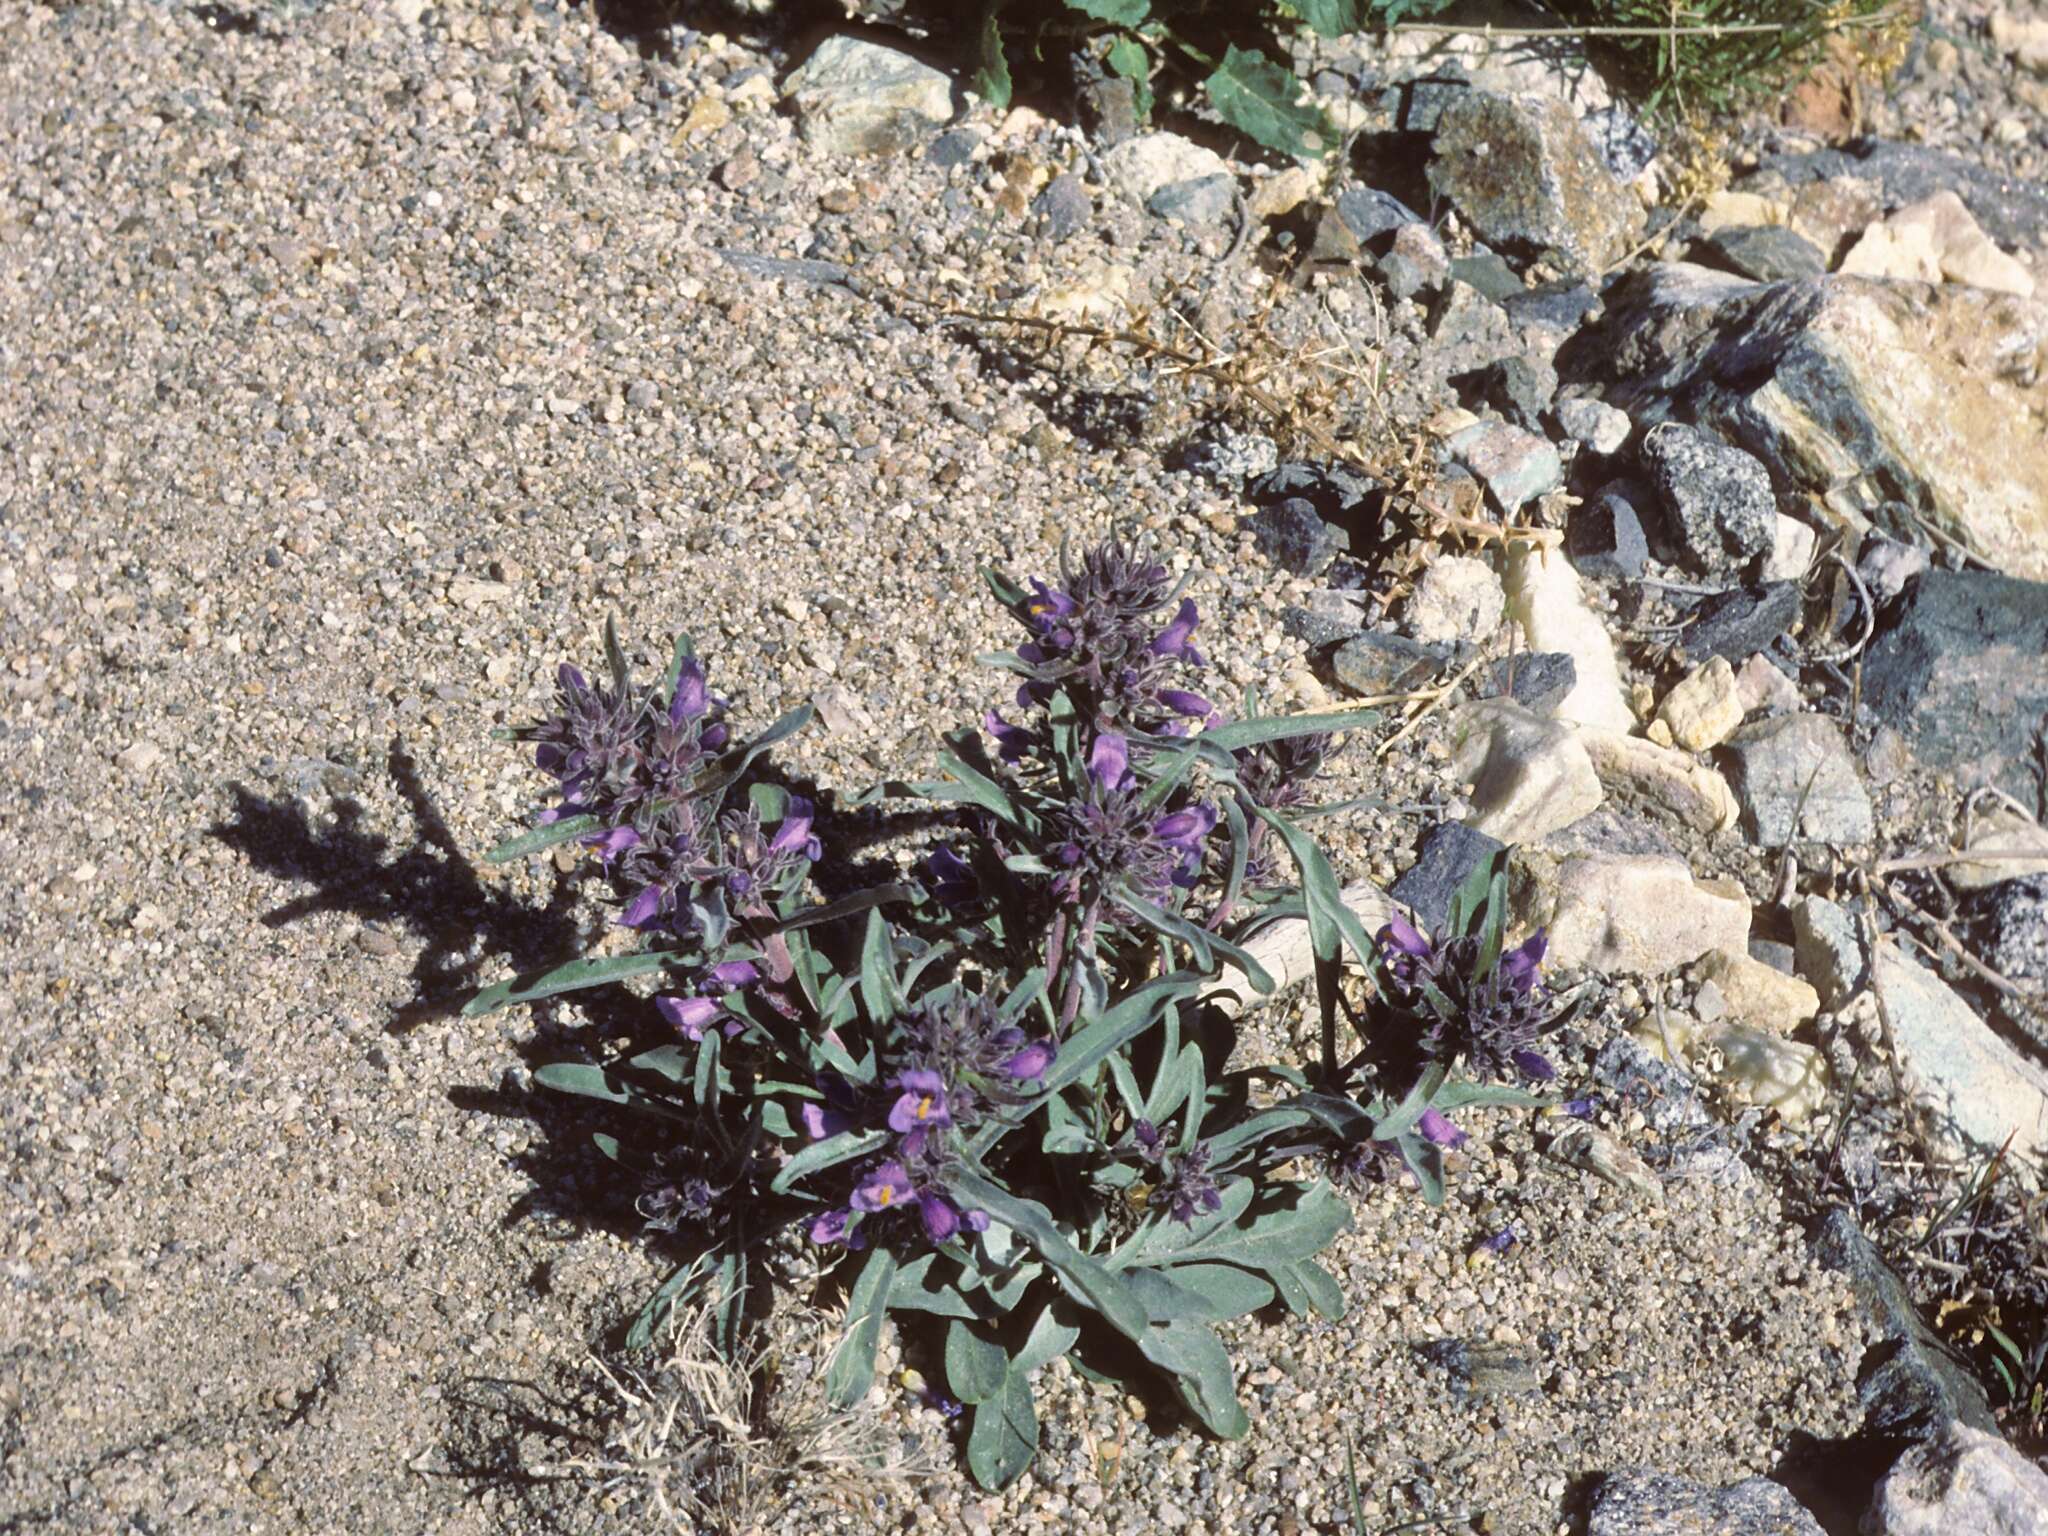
(1373, 919, 1564, 1084)
(924, 845, 977, 908)
(657, 995, 725, 1042)
(984, 709, 1035, 764)
(1050, 733, 1217, 909)
(1417, 1107, 1468, 1149)
(1001, 1039, 1055, 1080)
(888, 1069, 953, 1134)
(808, 1208, 865, 1248)
(851, 1162, 916, 1214)
(1150, 598, 1204, 664)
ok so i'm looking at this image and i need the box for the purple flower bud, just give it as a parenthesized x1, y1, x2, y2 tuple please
(1159, 688, 1213, 719)
(916, 1190, 962, 1243)
(586, 825, 642, 861)
(1418, 1107, 1468, 1149)
(1150, 598, 1204, 663)
(621, 885, 665, 929)
(700, 722, 729, 752)
(1500, 930, 1547, 993)
(669, 658, 708, 722)
(558, 663, 588, 694)
(1025, 579, 1078, 632)
(925, 845, 976, 908)
(1512, 1049, 1557, 1082)
(800, 1101, 851, 1141)
(962, 1208, 991, 1233)
(657, 995, 722, 1041)
(1002, 1039, 1055, 1080)
(887, 1070, 952, 1133)
(707, 959, 760, 991)
(1378, 913, 1433, 961)
(1478, 1226, 1517, 1255)
(768, 799, 815, 858)
(1152, 804, 1218, 851)
(851, 1162, 915, 1214)
(1088, 732, 1133, 794)
(984, 709, 1034, 764)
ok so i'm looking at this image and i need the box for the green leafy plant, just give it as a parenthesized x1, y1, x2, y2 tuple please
(469, 535, 1560, 1488)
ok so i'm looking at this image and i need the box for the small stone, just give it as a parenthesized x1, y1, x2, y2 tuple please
(1733, 653, 1800, 715)
(1032, 174, 1091, 239)
(1391, 822, 1506, 937)
(1459, 355, 1557, 430)
(1245, 499, 1344, 577)
(1700, 223, 1828, 282)
(1978, 874, 2048, 981)
(1588, 1470, 1825, 1535)
(1554, 395, 1631, 455)
(1518, 852, 1750, 974)
(1656, 656, 1744, 752)
(117, 741, 163, 775)
(626, 380, 660, 410)
(1680, 583, 1801, 664)
(1448, 251, 1525, 303)
(1482, 652, 1577, 715)
(1405, 555, 1505, 645)
(1949, 810, 2048, 891)
(1576, 728, 1740, 835)
(1503, 541, 1637, 733)
(1331, 631, 1447, 697)
(1567, 483, 1650, 583)
(1453, 699, 1606, 844)
(1148, 173, 1235, 226)
(1446, 419, 1563, 512)
(1247, 165, 1315, 221)
(782, 37, 955, 157)
(1380, 220, 1450, 298)
(1693, 948, 1819, 1032)
(356, 927, 400, 958)
(1692, 978, 1726, 1023)
(1724, 713, 1875, 847)
(1335, 186, 1421, 244)
(1697, 1022, 1830, 1125)
(1102, 132, 1230, 205)
(1792, 895, 1867, 1007)
(1641, 423, 1777, 578)
(1761, 514, 1817, 584)
(1866, 1419, 2048, 1536)
(926, 127, 980, 168)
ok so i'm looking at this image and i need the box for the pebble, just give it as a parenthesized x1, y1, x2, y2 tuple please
(1655, 656, 1744, 753)
(1404, 554, 1505, 645)
(1450, 699, 1606, 844)
(1640, 423, 1777, 578)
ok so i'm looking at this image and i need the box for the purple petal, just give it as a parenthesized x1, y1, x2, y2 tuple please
(888, 1072, 951, 1133)
(622, 885, 665, 929)
(1150, 598, 1202, 661)
(984, 709, 1033, 764)
(1152, 804, 1218, 850)
(1377, 913, 1433, 961)
(808, 1209, 858, 1246)
(800, 1102, 851, 1141)
(1025, 579, 1077, 629)
(917, 1191, 961, 1243)
(669, 658, 708, 722)
(707, 959, 760, 991)
(1512, 1050, 1557, 1082)
(1159, 688, 1213, 719)
(851, 1162, 914, 1213)
(1418, 1107, 1468, 1149)
(926, 846, 976, 906)
(962, 1208, 991, 1233)
(558, 663, 587, 694)
(657, 995, 721, 1041)
(586, 825, 642, 861)
(1088, 733, 1132, 794)
(1499, 930, 1548, 992)
(700, 723, 729, 752)
(768, 798, 815, 857)
(1002, 1040, 1055, 1080)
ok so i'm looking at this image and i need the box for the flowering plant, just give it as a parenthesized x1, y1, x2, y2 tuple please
(468, 539, 1561, 1488)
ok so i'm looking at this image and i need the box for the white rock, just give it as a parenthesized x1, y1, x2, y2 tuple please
(389, 0, 426, 25)
(1839, 217, 1943, 284)
(1698, 1023, 1830, 1126)
(1948, 807, 2048, 891)
(1520, 852, 1750, 975)
(783, 37, 955, 157)
(1405, 555, 1505, 645)
(1694, 948, 1820, 1032)
(1575, 727, 1740, 833)
(1866, 1418, 2048, 1535)
(1554, 395, 1630, 455)
(1874, 946, 2048, 1164)
(1992, 8, 2048, 73)
(117, 741, 163, 775)
(1698, 189, 1789, 234)
(1841, 192, 2036, 298)
(1503, 543, 1635, 732)
(1451, 699, 1606, 844)
(1655, 656, 1745, 753)
(1101, 132, 1231, 205)
(1734, 653, 1801, 716)
(1763, 514, 1818, 582)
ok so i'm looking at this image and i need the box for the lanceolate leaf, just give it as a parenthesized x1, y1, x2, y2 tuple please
(484, 813, 601, 864)
(464, 950, 681, 1016)
(1196, 706, 1379, 754)
(769, 1127, 889, 1195)
(1113, 891, 1274, 995)
(966, 1371, 1038, 1490)
(891, 1255, 980, 1318)
(944, 1171, 1152, 1347)
(945, 1319, 1010, 1405)
(826, 1247, 899, 1409)
(1141, 1316, 1251, 1438)
(1252, 807, 1380, 972)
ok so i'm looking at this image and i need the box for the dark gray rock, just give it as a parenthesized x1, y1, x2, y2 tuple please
(1587, 1469, 1824, 1536)
(1568, 483, 1651, 582)
(1641, 423, 1777, 577)
(1723, 714, 1876, 847)
(1582, 104, 1659, 181)
(1396, 77, 1470, 135)
(1149, 173, 1235, 226)
(1978, 874, 2048, 981)
(1458, 354, 1557, 429)
(1861, 570, 2048, 805)
(927, 128, 980, 169)
(1701, 224, 1827, 282)
(1032, 173, 1092, 239)
(1245, 498, 1344, 576)
(1680, 583, 1801, 664)
(1427, 91, 1645, 276)
(1592, 1035, 1712, 1136)
(1281, 600, 1365, 649)
(1375, 249, 1437, 302)
(1331, 630, 1447, 697)
(1762, 140, 2048, 251)
(1076, 74, 1138, 145)
(1810, 1208, 2000, 1443)
(1247, 460, 1379, 521)
(1449, 250, 1523, 302)
(1428, 281, 1519, 374)
(1748, 939, 1798, 976)
(1483, 651, 1577, 714)
(1502, 279, 1603, 340)
(1542, 805, 1682, 863)
(1391, 821, 1505, 935)
(1335, 185, 1420, 244)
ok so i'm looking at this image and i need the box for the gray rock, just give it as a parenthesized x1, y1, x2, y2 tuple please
(1245, 498, 1344, 576)
(1978, 874, 2048, 981)
(1792, 894, 1866, 1007)
(1723, 714, 1875, 847)
(1446, 418, 1563, 512)
(1701, 224, 1828, 283)
(1248, 460, 1379, 521)
(1281, 589, 1369, 648)
(1543, 805, 1682, 863)
(1680, 583, 1801, 664)
(1865, 1419, 2048, 1536)
(1075, 73, 1138, 145)
(1556, 395, 1631, 455)
(1335, 185, 1420, 244)
(1502, 279, 1603, 341)
(1391, 821, 1505, 935)
(1460, 354, 1557, 429)
(1449, 250, 1525, 302)
(1102, 132, 1230, 204)
(927, 127, 980, 168)
(1331, 630, 1447, 697)
(1429, 280, 1519, 372)
(1032, 173, 1092, 239)
(1375, 249, 1438, 302)
(1175, 422, 1278, 487)
(1593, 1035, 1712, 1135)
(1873, 946, 2048, 1164)
(1810, 1209, 2000, 1443)
(1148, 173, 1235, 226)
(1427, 92, 1645, 276)
(1587, 1469, 1824, 1535)
(1641, 423, 1777, 578)
(1397, 76, 1470, 134)
(1583, 103, 1659, 181)
(1763, 139, 2048, 251)
(1748, 939, 1798, 976)
(783, 36, 956, 157)
(1855, 536, 1929, 606)
(1484, 652, 1578, 714)
(1861, 570, 2048, 806)
(1568, 483, 1651, 582)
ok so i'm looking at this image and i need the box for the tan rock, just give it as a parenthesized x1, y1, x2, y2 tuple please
(1451, 699, 1606, 844)
(1889, 191, 2036, 298)
(1735, 653, 1801, 715)
(1992, 8, 2048, 73)
(1576, 727, 1740, 833)
(1839, 217, 1941, 284)
(1694, 948, 1820, 1032)
(1699, 190, 1788, 235)
(1502, 543, 1636, 732)
(1247, 166, 1316, 221)
(1656, 657, 1745, 752)
(1519, 852, 1750, 975)
(1697, 1023, 1830, 1126)
(1948, 806, 2048, 891)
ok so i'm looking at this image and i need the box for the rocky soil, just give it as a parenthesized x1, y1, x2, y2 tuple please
(3, 1, 2047, 1533)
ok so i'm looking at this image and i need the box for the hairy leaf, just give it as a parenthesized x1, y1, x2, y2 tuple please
(484, 813, 601, 864)
(1205, 46, 1328, 160)
(826, 1247, 899, 1409)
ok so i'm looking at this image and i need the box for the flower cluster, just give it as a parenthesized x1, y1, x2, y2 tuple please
(1130, 1119, 1224, 1226)
(1377, 914, 1560, 1084)
(807, 994, 1055, 1250)
(1049, 734, 1216, 911)
(998, 536, 1216, 737)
